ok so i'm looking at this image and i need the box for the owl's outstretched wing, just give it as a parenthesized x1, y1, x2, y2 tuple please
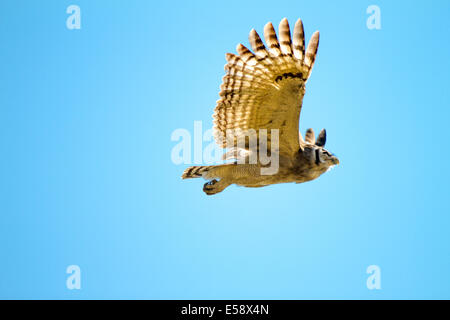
(213, 18, 319, 158)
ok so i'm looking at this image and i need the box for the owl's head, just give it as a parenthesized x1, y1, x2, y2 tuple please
(300, 128, 339, 167)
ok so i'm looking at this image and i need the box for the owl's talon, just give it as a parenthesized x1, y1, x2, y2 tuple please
(203, 179, 219, 195)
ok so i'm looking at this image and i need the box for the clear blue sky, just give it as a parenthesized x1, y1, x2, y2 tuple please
(0, 0, 449, 299)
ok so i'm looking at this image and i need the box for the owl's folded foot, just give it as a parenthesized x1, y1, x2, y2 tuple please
(203, 179, 218, 195)
(203, 179, 230, 196)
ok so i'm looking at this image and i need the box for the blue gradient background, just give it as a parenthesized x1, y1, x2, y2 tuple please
(1, 0, 449, 299)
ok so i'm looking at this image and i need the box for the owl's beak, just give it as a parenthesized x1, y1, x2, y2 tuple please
(331, 157, 339, 165)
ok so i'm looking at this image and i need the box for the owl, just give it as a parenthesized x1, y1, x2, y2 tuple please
(182, 18, 339, 195)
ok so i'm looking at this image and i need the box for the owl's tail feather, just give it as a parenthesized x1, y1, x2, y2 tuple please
(181, 166, 213, 179)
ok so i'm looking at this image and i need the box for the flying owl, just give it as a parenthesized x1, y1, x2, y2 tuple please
(182, 18, 339, 195)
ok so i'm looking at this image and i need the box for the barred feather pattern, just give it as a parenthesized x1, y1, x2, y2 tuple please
(182, 166, 211, 179)
(213, 18, 320, 157)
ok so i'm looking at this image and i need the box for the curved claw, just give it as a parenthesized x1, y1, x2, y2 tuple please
(203, 179, 218, 195)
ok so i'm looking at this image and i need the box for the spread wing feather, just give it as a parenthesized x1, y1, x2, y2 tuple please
(213, 18, 320, 157)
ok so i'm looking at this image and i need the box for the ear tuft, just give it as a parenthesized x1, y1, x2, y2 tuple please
(305, 128, 315, 144)
(316, 129, 326, 147)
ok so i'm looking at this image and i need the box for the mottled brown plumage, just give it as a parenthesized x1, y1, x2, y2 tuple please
(182, 18, 339, 195)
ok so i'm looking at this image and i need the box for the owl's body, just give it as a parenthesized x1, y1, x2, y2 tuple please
(182, 18, 339, 195)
